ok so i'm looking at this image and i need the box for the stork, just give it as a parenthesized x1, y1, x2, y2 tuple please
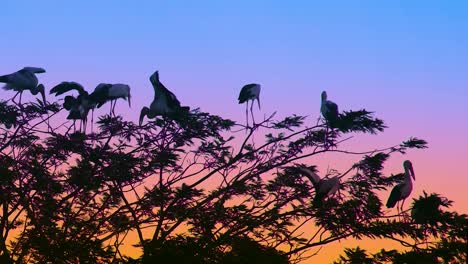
(92, 83, 131, 116)
(320, 91, 339, 128)
(0, 67, 46, 105)
(386, 160, 416, 216)
(139, 71, 189, 125)
(50, 82, 96, 132)
(63, 95, 91, 132)
(238, 83, 261, 128)
(296, 166, 340, 205)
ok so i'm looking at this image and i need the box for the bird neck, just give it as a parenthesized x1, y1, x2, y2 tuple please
(404, 168, 413, 184)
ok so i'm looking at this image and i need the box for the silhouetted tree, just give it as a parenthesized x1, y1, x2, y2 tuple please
(0, 86, 466, 264)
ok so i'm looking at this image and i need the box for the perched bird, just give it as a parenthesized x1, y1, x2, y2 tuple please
(238, 83, 261, 127)
(0, 67, 46, 104)
(296, 166, 340, 205)
(50, 82, 96, 132)
(92, 83, 131, 116)
(386, 160, 416, 214)
(139, 71, 189, 125)
(64, 96, 91, 132)
(320, 91, 339, 128)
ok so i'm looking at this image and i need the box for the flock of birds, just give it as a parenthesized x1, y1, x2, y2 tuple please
(0, 66, 416, 214)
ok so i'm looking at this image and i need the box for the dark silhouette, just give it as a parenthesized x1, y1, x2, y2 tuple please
(386, 160, 415, 213)
(139, 71, 190, 125)
(0, 70, 466, 264)
(238, 83, 261, 127)
(92, 83, 131, 116)
(320, 90, 339, 128)
(0, 67, 46, 104)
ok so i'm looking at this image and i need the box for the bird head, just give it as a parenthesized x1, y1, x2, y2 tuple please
(403, 160, 415, 180)
(139, 107, 149, 126)
(321, 91, 328, 101)
(149, 71, 159, 86)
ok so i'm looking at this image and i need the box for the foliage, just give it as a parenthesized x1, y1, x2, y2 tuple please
(0, 92, 465, 264)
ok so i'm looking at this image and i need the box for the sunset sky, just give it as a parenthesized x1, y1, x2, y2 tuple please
(1, 1, 467, 262)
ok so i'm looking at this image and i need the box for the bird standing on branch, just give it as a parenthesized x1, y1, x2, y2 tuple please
(92, 83, 131, 116)
(139, 71, 189, 126)
(238, 83, 261, 128)
(0, 67, 47, 105)
(50, 82, 96, 132)
(320, 91, 339, 128)
(386, 160, 416, 216)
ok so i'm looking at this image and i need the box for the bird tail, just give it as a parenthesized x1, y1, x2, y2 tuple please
(0, 75, 8, 83)
(386, 197, 397, 208)
(2, 84, 13, 91)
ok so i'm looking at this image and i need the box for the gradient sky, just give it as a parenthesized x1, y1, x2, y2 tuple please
(1, 1, 467, 262)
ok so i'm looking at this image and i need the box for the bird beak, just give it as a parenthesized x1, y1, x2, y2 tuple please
(139, 108, 146, 126)
(257, 97, 261, 110)
(38, 84, 46, 105)
(409, 163, 415, 180)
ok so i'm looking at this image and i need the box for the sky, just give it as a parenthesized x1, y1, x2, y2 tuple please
(1, 1, 467, 262)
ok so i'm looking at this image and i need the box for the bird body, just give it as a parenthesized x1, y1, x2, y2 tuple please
(238, 83, 261, 105)
(320, 91, 339, 127)
(238, 83, 261, 127)
(139, 71, 189, 125)
(92, 83, 131, 115)
(0, 67, 46, 104)
(51, 81, 97, 132)
(296, 166, 340, 204)
(386, 160, 416, 211)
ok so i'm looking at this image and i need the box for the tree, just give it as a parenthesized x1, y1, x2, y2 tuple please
(0, 86, 466, 263)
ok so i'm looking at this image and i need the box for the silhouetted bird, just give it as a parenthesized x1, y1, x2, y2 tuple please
(386, 160, 416, 214)
(50, 81, 96, 132)
(320, 91, 339, 128)
(139, 71, 189, 125)
(64, 96, 91, 132)
(238, 83, 261, 127)
(296, 166, 340, 205)
(0, 67, 46, 104)
(92, 83, 131, 116)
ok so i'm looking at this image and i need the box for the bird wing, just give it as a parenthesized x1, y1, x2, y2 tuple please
(157, 81, 182, 108)
(1, 70, 37, 91)
(238, 83, 257, 103)
(22, 67, 46, 74)
(91, 83, 113, 107)
(50, 82, 86, 96)
(386, 184, 403, 208)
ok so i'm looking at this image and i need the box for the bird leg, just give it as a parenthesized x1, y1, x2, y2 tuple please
(18, 92, 23, 106)
(109, 101, 113, 116)
(245, 103, 249, 129)
(112, 100, 117, 116)
(400, 199, 408, 222)
(91, 110, 94, 134)
(250, 100, 256, 126)
(11, 92, 19, 104)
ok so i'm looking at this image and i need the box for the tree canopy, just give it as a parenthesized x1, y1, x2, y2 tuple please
(0, 81, 466, 263)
